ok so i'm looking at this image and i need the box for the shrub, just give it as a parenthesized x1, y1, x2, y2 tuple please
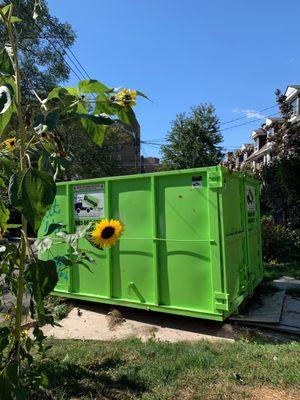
(261, 216, 300, 263)
(53, 303, 73, 321)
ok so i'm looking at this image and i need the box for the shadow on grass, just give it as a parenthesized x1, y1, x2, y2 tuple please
(29, 357, 147, 400)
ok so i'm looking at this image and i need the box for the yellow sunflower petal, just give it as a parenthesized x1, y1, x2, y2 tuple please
(3, 137, 16, 151)
(91, 219, 124, 248)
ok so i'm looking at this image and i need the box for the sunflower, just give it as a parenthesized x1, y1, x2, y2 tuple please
(3, 137, 16, 151)
(115, 89, 137, 107)
(91, 219, 124, 248)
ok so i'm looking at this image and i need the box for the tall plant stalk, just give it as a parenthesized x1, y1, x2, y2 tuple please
(5, 5, 28, 373)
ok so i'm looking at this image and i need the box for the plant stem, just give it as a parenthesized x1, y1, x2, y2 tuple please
(6, 4, 28, 376)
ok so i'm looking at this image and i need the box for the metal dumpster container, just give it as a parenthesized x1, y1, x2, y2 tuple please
(39, 166, 263, 321)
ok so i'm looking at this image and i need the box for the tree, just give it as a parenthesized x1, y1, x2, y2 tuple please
(161, 104, 223, 170)
(260, 90, 300, 228)
(64, 123, 136, 180)
(0, 0, 76, 100)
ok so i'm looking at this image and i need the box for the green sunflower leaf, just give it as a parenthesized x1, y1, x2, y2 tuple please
(78, 79, 109, 95)
(0, 49, 14, 76)
(25, 259, 58, 313)
(9, 168, 56, 232)
(80, 114, 114, 147)
(0, 201, 9, 232)
(117, 107, 140, 135)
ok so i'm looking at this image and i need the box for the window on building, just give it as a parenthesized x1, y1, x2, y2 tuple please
(267, 127, 274, 137)
(291, 98, 298, 115)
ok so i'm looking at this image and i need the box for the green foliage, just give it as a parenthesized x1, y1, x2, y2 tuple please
(9, 168, 57, 232)
(79, 114, 114, 146)
(260, 90, 300, 229)
(52, 303, 73, 321)
(261, 159, 300, 229)
(261, 216, 300, 263)
(161, 104, 223, 170)
(0, 48, 14, 76)
(0, 201, 9, 232)
(264, 263, 300, 281)
(0, 2, 145, 396)
(78, 79, 109, 94)
(0, 0, 76, 98)
(63, 122, 136, 180)
(25, 259, 58, 316)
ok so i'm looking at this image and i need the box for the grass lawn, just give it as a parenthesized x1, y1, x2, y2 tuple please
(31, 337, 300, 400)
(263, 262, 300, 281)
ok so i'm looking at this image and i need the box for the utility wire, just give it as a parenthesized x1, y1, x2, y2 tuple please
(18, 6, 282, 154)
(41, 13, 92, 80)
(144, 112, 280, 143)
(20, 4, 85, 82)
(220, 104, 277, 126)
(20, 3, 92, 81)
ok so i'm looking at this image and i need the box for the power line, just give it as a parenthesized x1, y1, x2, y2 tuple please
(42, 13, 92, 80)
(220, 104, 277, 126)
(143, 112, 280, 143)
(18, 5, 281, 155)
(20, 4, 85, 82)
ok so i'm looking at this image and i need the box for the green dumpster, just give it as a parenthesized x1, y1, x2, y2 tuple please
(39, 166, 263, 321)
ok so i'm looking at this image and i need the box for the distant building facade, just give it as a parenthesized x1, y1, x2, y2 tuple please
(226, 85, 300, 170)
(141, 156, 160, 173)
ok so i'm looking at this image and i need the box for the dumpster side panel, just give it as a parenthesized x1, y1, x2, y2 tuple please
(155, 172, 214, 313)
(220, 172, 248, 310)
(244, 177, 263, 290)
(69, 181, 110, 297)
(110, 177, 156, 304)
(220, 170, 263, 315)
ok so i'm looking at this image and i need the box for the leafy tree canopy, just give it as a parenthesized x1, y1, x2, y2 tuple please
(64, 122, 137, 180)
(260, 89, 300, 228)
(0, 0, 76, 99)
(161, 104, 223, 170)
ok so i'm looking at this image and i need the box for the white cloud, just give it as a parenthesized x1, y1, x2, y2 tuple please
(233, 108, 265, 119)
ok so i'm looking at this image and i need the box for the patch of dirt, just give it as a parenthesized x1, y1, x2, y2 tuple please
(203, 383, 300, 400)
(248, 387, 300, 400)
(134, 325, 159, 337)
(106, 309, 126, 330)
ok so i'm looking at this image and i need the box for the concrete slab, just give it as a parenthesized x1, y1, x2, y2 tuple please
(42, 302, 235, 343)
(272, 276, 300, 290)
(230, 290, 286, 324)
(280, 295, 300, 329)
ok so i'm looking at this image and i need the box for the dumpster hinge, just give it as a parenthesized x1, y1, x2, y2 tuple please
(208, 171, 223, 188)
(214, 291, 229, 311)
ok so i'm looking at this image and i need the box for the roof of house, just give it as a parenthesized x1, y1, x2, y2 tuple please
(263, 117, 284, 128)
(245, 142, 273, 162)
(285, 85, 300, 99)
(265, 117, 284, 123)
(251, 128, 266, 139)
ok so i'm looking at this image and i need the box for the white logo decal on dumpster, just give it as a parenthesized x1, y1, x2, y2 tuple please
(246, 185, 255, 211)
(73, 184, 104, 221)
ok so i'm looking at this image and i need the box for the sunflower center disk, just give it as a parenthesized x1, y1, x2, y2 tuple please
(101, 226, 115, 239)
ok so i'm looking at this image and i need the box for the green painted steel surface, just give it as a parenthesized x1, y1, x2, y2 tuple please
(39, 166, 263, 321)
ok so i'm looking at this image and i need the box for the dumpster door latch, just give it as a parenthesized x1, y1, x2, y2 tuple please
(214, 292, 229, 312)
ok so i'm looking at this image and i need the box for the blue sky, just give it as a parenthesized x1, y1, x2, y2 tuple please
(49, 0, 300, 158)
